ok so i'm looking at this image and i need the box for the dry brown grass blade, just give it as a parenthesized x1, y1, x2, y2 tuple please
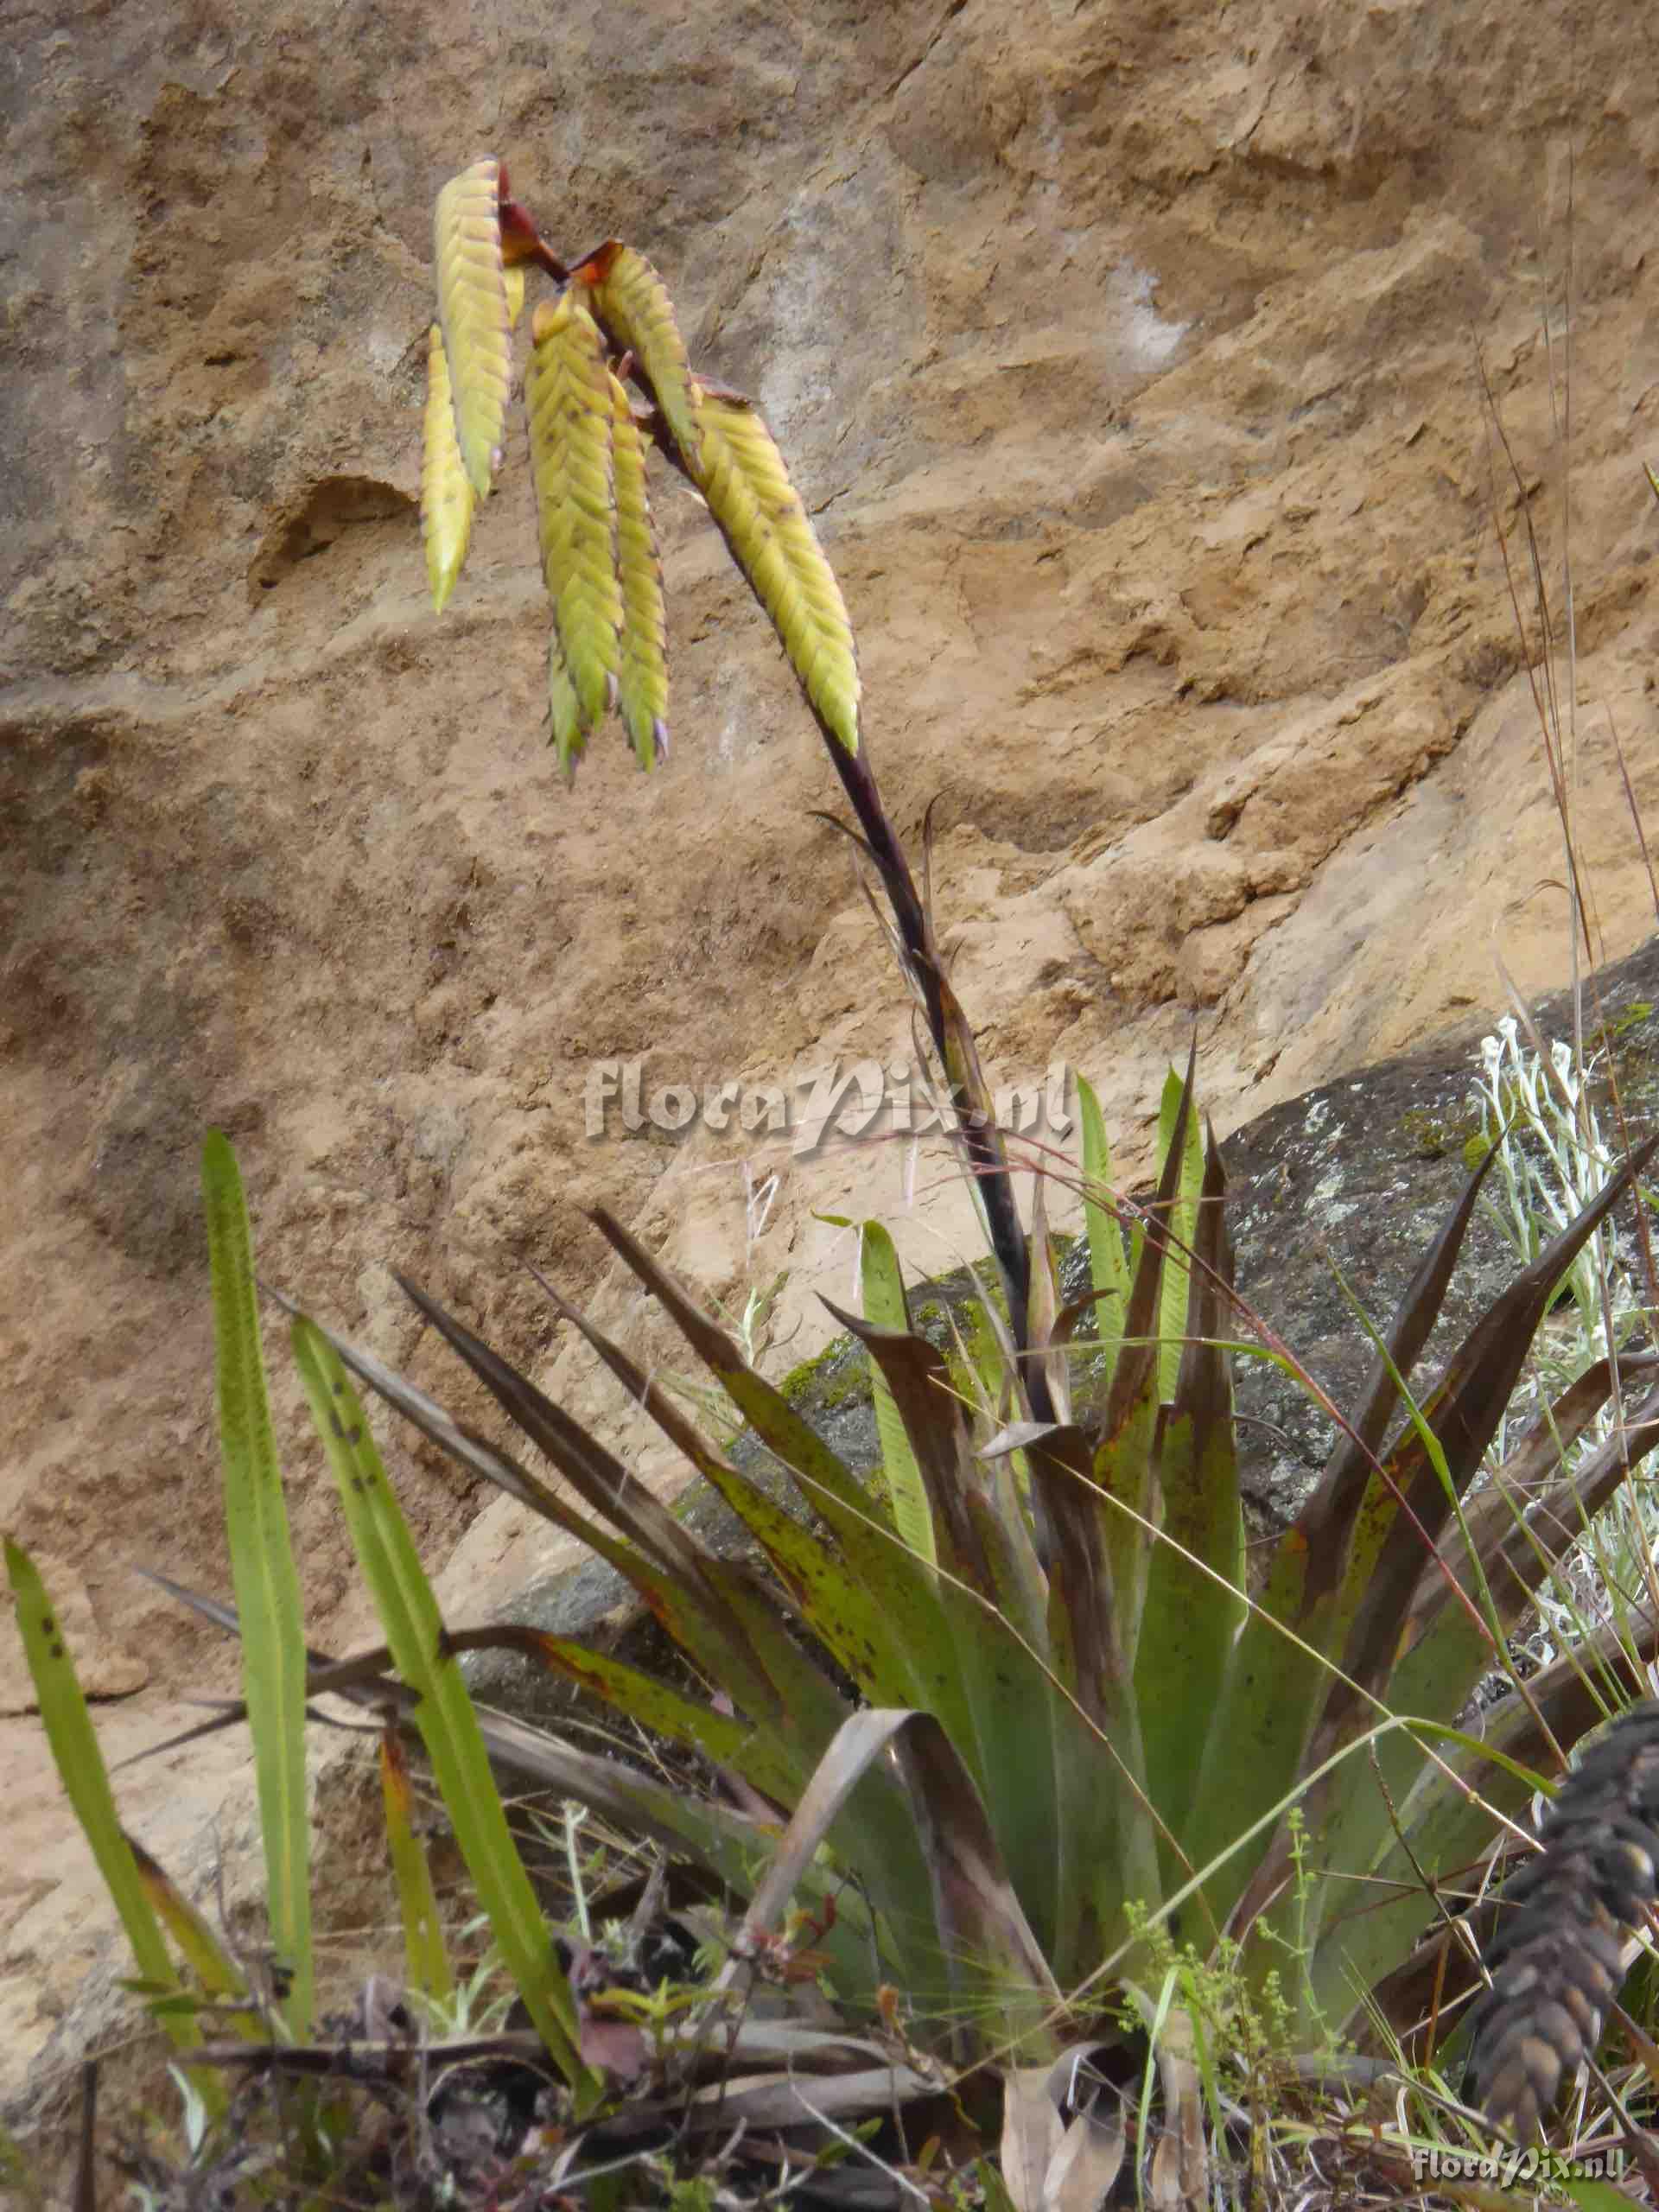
(1457, 1379, 1659, 1630)
(1000, 2050, 1128, 2212)
(1149, 2007, 1207, 2212)
(1399, 1367, 1642, 1633)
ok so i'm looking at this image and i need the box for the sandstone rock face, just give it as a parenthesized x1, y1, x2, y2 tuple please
(5, 0, 1659, 2101)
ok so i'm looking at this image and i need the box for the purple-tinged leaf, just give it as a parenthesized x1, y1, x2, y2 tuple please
(1136, 1130, 1243, 1848)
(1295, 1135, 1506, 1611)
(718, 1708, 1058, 2060)
(1333, 1138, 1659, 1724)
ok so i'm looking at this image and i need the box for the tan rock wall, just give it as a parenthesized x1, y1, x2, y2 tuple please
(4, 0, 1659, 2096)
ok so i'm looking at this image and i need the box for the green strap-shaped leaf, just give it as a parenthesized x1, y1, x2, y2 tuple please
(507, 1629, 802, 1802)
(1196, 1147, 1651, 1947)
(860, 1224, 935, 1567)
(434, 157, 512, 498)
(526, 290, 623, 755)
(491, 1271, 958, 1886)
(579, 239, 703, 467)
(1290, 1356, 1641, 1951)
(1076, 1074, 1128, 1403)
(421, 321, 475, 613)
(5, 1545, 184, 2021)
(608, 369, 669, 769)
(693, 386, 861, 755)
(584, 1208, 976, 1752)
(1155, 1066, 1205, 1408)
(378, 1726, 453, 2005)
(1086, 1073, 1195, 1674)
(124, 1831, 260, 2037)
(290, 1314, 592, 2094)
(1294, 1713, 1556, 2037)
(1319, 1638, 1657, 2038)
(201, 1130, 312, 2037)
(825, 1304, 1141, 1959)
(277, 1279, 811, 1750)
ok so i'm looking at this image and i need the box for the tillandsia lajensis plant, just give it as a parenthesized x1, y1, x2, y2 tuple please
(16, 153, 1659, 2205)
(421, 155, 1039, 1409)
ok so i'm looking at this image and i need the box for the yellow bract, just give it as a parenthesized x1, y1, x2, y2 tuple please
(693, 389, 861, 756)
(582, 241, 703, 470)
(547, 640, 586, 785)
(420, 323, 475, 614)
(423, 176, 865, 775)
(434, 158, 512, 499)
(608, 371, 670, 771)
(526, 290, 625, 775)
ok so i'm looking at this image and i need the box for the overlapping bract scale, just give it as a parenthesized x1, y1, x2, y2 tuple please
(546, 643, 586, 785)
(423, 178, 863, 776)
(692, 389, 861, 755)
(580, 240, 703, 470)
(526, 290, 624, 778)
(421, 323, 474, 614)
(607, 372, 670, 770)
(434, 159, 512, 499)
